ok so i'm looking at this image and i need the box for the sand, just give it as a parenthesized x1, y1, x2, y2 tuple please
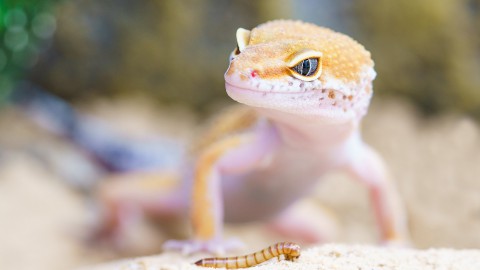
(82, 244, 480, 270)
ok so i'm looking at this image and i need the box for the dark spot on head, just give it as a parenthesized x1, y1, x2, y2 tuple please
(342, 95, 346, 100)
(319, 97, 324, 100)
(333, 102, 337, 106)
(321, 89, 326, 93)
(328, 91, 336, 99)
(299, 82, 305, 88)
(288, 81, 293, 86)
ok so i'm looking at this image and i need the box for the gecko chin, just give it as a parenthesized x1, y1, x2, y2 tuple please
(225, 81, 359, 123)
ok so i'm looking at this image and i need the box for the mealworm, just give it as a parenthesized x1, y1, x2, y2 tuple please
(194, 242, 301, 268)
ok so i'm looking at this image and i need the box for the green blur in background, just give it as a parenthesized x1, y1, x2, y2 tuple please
(0, 0, 59, 103)
(1, 0, 480, 117)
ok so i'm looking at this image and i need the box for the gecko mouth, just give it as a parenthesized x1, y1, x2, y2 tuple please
(225, 80, 342, 95)
(225, 81, 357, 120)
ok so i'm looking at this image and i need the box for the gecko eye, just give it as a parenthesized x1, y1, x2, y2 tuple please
(229, 46, 240, 61)
(230, 28, 250, 62)
(233, 46, 240, 55)
(292, 58, 319, 77)
(288, 50, 323, 81)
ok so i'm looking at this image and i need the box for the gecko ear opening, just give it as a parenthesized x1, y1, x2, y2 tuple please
(236, 28, 251, 53)
(287, 50, 323, 81)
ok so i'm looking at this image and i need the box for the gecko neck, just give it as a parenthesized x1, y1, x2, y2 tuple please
(256, 108, 359, 149)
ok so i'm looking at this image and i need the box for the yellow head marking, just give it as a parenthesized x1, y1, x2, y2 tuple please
(225, 20, 376, 121)
(227, 20, 373, 84)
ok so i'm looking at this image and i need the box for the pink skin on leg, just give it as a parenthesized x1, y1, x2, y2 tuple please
(345, 141, 409, 245)
(163, 120, 280, 255)
(92, 172, 189, 246)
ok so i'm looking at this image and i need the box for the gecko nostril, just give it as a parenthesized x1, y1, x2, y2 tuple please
(250, 70, 259, 78)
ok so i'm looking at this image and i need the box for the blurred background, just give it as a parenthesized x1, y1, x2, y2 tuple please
(1, 1, 480, 270)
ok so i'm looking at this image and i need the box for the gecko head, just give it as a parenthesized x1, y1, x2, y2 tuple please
(225, 20, 376, 123)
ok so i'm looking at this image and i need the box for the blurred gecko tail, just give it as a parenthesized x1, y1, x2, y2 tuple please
(11, 81, 80, 136)
(11, 81, 184, 173)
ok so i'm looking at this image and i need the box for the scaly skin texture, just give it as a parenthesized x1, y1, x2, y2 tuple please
(97, 20, 409, 254)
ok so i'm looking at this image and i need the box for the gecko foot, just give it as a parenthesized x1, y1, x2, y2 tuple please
(382, 236, 411, 248)
(162, 238, 244, 255)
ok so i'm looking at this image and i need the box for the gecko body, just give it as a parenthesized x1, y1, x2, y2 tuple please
(97, 20, 408, 254)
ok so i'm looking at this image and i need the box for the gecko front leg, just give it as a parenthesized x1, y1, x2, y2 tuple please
(345, 139, 410, 245)
(163, 120, 279, 255)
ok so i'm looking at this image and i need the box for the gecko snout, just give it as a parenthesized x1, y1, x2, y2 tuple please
(232, 68, 260, 81)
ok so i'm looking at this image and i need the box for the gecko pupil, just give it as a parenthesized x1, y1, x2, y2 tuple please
(293, 58, 318, 77)
(302, 60, 310, 74)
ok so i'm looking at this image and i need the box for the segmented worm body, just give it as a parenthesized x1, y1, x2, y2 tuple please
(194, 242, 301, 268)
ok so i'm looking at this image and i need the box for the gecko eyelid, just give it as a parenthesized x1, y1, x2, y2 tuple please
(236, 28, 251, 52)
(230, 28, 250, 62)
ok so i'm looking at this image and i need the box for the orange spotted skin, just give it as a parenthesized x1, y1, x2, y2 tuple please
(194, 242, 301, 268)
(227, 20, 373, 84)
